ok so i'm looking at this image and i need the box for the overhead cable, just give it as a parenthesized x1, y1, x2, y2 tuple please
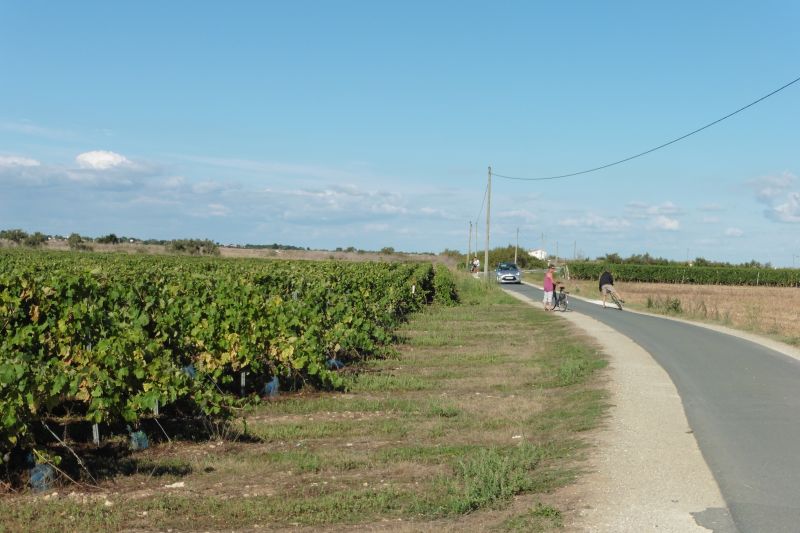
(475, 181, 488, 223)
(494, 74, 800, 182)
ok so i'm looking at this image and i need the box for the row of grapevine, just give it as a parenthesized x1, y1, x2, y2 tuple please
(0, 250, 458, 463)
(567, 262, 800, 287)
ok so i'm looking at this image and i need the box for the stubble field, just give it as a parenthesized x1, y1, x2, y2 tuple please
(559, 278, 800, 345)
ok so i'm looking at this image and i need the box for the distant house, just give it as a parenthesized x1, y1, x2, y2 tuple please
(528, 249, 548, 260)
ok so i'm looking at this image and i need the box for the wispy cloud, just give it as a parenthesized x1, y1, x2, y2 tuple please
(749, 173, 800, 223)
(558, 213, 631, 231)
(0, 155, 41, 167)
(650, 215, 680, 231)
(0, 120, 76, 140)
(625, 201, 681, 231)
(724, 227, 744, 237)
(626, 201, 681, 218)
(171, 154, 369, 182)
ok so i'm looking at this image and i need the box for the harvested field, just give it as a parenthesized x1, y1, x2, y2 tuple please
(560, 278, 800, 346)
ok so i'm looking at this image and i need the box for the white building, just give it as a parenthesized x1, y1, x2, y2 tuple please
(528, 249, 548, 260)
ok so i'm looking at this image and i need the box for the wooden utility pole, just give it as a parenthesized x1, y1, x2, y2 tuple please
(484, 166, 491, 281)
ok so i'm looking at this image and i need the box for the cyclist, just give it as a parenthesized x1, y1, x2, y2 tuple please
(599, 269, 624, 309)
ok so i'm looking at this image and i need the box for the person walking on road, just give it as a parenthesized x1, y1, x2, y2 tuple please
(599, 269, 624, 309)
(543, 264, 556, 311)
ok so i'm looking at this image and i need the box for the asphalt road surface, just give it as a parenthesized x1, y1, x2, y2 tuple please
(505, 282, 800, 533)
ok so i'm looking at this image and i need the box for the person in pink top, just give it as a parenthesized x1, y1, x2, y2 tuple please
(543, 264, 556, 311)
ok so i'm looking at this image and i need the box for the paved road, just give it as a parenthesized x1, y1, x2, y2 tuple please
(505, 282, 800, 533)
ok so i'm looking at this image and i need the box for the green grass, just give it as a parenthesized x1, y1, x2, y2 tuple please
(414, 444, 555, 516)
(254, 396, 420, 415)
(501, 503, 564, 532)
(248, 417, 409, 441)
(341, 373, 432, 391)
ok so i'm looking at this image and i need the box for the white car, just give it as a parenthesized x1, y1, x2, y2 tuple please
(495, 262, 521, 284)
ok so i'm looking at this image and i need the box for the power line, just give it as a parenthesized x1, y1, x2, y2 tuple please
(494, 74, 800, 182)
(475, 181, 488, 223)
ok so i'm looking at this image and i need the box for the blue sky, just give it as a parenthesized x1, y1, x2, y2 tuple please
(1, 1, 799, 265)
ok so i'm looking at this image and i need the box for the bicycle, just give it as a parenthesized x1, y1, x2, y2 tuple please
(554, 289, 569, 312)
(604, 288, 623, 310)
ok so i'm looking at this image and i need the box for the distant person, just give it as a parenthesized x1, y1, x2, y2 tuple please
(543, 264, 556, 310)
(599, 269, 624, 309)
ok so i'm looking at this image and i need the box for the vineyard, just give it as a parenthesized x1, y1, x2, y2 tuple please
(568, 262, 800, 287)
(0, 250, 457, 477)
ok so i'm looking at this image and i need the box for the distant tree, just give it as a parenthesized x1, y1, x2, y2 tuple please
(477, 244, 547, 270)
(0, 228, 28, 244)
(96, 233, 122, 244)
(96, 233, 121, 244)
(740, 259, 764, 269)
(166, 239, 220, 256)
(67, 233, 92, 251)
(380, 246, 395, 255)
(597, 252, 623, 264)
(345, 246, 357, 253)
(23, 232, 47, 247)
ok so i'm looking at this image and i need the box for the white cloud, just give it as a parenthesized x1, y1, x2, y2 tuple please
(650, 216, 680, 231)
(0, 155, 41, 167)
(76, 150, 133, 170)
(750, 173, 794, 201)
(770, 191, 800, 223)
(627, 201, 681, 218)
(724, 227, 744, 237)
(750, 173, 800, 223)
(558, 213, 631, 231)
